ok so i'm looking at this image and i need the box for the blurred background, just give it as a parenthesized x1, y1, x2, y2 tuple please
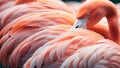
(62, 0, 120, 4)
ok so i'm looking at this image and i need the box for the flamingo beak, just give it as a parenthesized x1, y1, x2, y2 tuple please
(71, 14, 90, 29)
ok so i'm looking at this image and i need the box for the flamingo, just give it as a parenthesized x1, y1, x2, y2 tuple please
(8, 25, 71, 68)
(0, 0, 75, 30)
(23, 0, 120, 68)
(0, 10, 75, 39)
(1, 0, 120, 68)
(23, 28, 104, 68)
(0, 0, 76, 67)
(0, 10, 75, 68)
(61, 39, 120, 68)
(77, 0, 119, 44)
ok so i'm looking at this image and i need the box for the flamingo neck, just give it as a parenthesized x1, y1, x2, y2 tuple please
(107, 15, 119, 43)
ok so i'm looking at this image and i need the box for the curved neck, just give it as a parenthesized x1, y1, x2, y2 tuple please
(77, 0, 119, 43)
(107, 15, 119, 43)
(14, 0, 37, 5)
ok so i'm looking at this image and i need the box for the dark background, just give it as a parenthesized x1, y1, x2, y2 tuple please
(62, 0, 120, 4)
